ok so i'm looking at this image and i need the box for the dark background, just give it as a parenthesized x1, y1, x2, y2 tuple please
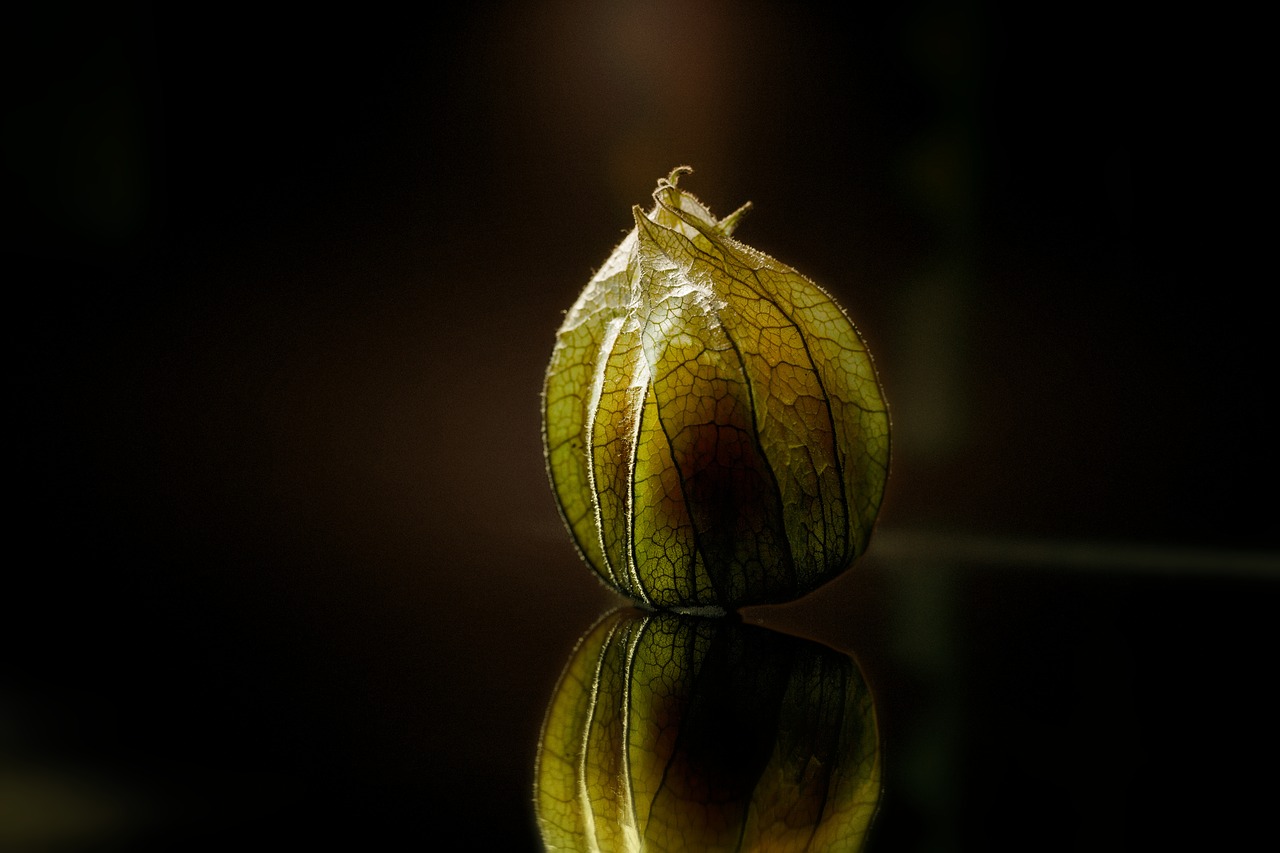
(6, 2, 1275, 851)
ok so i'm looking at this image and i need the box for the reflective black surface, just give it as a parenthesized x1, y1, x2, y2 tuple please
(8, 539, 1275, 850)
(9, 4, 1275, 851)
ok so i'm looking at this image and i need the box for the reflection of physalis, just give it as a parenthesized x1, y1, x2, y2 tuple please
(543, 167, 890, 612)
(534, 608, 881, 852)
